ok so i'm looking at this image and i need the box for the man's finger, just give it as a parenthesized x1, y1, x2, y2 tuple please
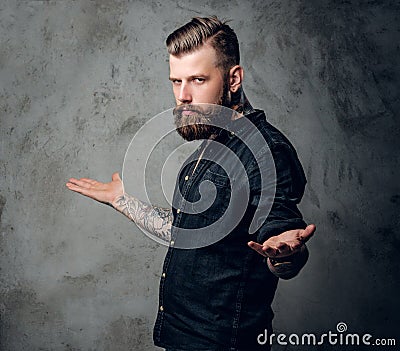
(66, 183, 90, 196)
(112, 172, 121, 182)
(247, 241, 267, 257)
(80, 178, 97, 185)
(263, 246, 280, 257)
(68, 178, 93, 189)
(276, 241, 288, 250)
(299, 224, 316, 242)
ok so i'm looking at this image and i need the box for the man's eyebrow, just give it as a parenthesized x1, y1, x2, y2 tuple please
(169, 74, 209, 81)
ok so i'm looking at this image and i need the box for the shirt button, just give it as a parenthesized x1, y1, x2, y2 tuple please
(162, 272, 166, 278)
(184, 175, 189, 181)
(170, 240, 175, 246)
(230, 131, 235, 135)
(177, 209, 181, 213)
(159, 306, 164, 311)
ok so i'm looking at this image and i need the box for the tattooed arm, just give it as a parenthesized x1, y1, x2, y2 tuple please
(112, 194, 172, 242)
(66, 172, 172, 242)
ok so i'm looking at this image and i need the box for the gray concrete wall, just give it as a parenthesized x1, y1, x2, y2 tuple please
(1, 1, 399, 350)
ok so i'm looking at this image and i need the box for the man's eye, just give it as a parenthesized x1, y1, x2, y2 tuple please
(172, 80, 181, 85)
(194, 78, 205, 83)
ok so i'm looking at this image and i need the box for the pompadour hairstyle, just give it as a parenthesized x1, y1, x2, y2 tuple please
(166, 16, 240, 74)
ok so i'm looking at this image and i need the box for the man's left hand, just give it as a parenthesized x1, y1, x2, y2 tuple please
(247, 224, 316, 259)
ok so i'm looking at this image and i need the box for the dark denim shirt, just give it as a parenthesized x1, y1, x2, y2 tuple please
(153, 110, 307, 351)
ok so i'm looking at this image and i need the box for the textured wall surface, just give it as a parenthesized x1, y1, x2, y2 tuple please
(1, 1, 399, 350)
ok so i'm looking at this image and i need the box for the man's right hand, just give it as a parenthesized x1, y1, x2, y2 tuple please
(66, 172, 123, 207)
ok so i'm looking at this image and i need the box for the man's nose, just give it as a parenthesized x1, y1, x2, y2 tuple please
(178, 83, 192, 103)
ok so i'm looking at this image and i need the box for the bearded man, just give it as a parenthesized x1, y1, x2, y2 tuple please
(67, 16, 315, 351)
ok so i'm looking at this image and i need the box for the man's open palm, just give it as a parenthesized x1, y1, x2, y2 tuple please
(248, 224, 316, 258)
(66, 172, 123, 206)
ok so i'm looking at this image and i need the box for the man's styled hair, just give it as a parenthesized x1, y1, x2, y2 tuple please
(166, 16, 240, 75)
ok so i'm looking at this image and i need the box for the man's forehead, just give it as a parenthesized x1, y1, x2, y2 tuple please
(169, 45, 219, 71)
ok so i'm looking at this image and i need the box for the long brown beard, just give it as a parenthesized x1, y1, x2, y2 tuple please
(173, 106, 222, 141)
(174, 82, 231, 141)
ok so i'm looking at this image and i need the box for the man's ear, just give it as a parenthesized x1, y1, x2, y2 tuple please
(229, 65, 244, 93)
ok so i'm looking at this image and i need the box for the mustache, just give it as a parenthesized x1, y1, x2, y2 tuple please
(173, 104, 226, 118)
(173, 104, 210, 118)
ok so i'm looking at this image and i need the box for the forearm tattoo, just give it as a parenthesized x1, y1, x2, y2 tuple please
(113, 194, 172, 242)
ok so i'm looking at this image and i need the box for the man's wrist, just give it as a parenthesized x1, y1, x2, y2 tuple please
(111, 193, 127, 209)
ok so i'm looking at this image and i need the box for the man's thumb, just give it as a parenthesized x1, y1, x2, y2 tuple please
(112, 172, 122, 182)
(300, 224, 316, 241)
